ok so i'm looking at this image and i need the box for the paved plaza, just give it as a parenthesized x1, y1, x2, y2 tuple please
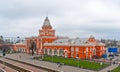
(0, 53, 119, 72)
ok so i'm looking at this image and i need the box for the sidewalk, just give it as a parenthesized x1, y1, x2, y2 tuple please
(98, 55, 120, 72)
(98, 64, 119, 72)
(0, 53, 96, 72)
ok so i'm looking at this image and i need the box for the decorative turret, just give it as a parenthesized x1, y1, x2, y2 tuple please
(90, 35, 95, 39)
(88, 35, 96, 42)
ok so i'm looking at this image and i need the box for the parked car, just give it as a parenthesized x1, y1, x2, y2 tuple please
(114, 54, 119, 56)
(108, 54, 114, 57)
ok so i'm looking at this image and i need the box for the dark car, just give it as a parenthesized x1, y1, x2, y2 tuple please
(115, 54, 119, 56)
(109, 54, 114, 57)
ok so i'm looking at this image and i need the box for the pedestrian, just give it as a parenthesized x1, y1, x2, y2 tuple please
(107, 70, 110, 72)
(113, 61, 115, 64)
(57, 64, 60, 68)
(57, 63, 62, 68)
(57, 62, 60, 65)
(119, 63, 120, 66)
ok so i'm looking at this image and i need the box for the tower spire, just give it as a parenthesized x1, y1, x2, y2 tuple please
(42, 16, 52, 29)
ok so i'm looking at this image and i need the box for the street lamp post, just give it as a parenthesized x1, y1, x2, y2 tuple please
(110, 57, 112, 65)
(77, 57, 79, 68)
(39, 37, 44, 60)
(52, 55, 53, 62)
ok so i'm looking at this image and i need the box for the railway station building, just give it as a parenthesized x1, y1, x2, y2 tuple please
(13, 17, 106, 59)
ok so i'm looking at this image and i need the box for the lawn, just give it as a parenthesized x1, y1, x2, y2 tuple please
(111, 66, 120, 72)
(42, 55, 108, 71)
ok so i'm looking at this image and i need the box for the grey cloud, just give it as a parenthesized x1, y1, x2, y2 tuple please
(91, 19, 120, 23)
(0, 0, 65, 19)
(0, 0, 120, 40)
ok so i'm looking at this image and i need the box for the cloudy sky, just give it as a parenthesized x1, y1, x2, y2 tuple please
(0, 0, 120, 40)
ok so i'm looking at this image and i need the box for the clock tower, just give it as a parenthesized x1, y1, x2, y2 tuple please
(39, 17, 55, 37)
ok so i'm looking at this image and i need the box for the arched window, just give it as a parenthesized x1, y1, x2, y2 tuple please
(71, 52, 74, 58)
(54, 49, 57, 56)
(71, 47, 74, 51)
(44, 48, 47, 55)
(76, 52, 79, 58)
(59, 49, 64, 56)
(86, 47, 88, 52)
(76, 47, 79, 52)
(93, 48, 96, 55)
(90, 48, 92, 52)
(49, 49, 52, 55)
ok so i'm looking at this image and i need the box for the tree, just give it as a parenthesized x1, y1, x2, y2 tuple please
(3, 48, 6, 56)
(0, 45, 11, 52)
(0, 39, 5, 44)
(0, 35, 3, 40)
(30, 40, 36, 56)
(16, 36, 21, 43)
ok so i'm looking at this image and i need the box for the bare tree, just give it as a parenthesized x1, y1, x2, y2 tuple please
(30, 40, 36, 56)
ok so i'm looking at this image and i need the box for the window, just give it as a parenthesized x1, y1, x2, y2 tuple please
(44, 49, 48, 55)
(54, 49, 57, 56)
(71, 52, 74, 57)
(49, 49, 52, 55)
(90, 48, 92, 52)
(71, 47, 74, 51)
(90, 54, 91, 58)
(76, 47, 79, 52)
(93, 48, 96, 55)
(59, 49, 64, 56)
(86, 48, 88, 52)
(86, 52, 88, 59)
(76, 52, 79, 58)
(101, 47, 103, 50)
